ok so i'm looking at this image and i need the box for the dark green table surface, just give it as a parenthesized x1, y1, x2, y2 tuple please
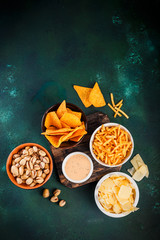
(0, 0, 160, 239)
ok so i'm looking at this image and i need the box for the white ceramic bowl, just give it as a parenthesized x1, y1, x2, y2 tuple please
(62, 152, 94, 184)
(94, 172, 139, 218)
(90, 122, 134, 167)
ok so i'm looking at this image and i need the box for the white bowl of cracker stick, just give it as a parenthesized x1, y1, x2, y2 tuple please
(94, 172, 139, 218)
(90, 123, 134, 167)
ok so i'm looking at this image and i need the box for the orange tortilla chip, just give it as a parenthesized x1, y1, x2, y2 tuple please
(56, 100, 67, 118)
(45, 135, 64, 148)
(89, 82, 106, 107)
(45, 111, 62, 129)
(70, 135, 84, 142)
(47, 126, 57, 131)
(61, 121, 71, 128)
(60, 112, 81, 128)
(73, 85, 92, 108)
(81, 121, 85, 129)
(69, 128, 87, 139)
(67, 108, 82, 119)
(41, 127, 73, 135)
(61, 126, 83, 141)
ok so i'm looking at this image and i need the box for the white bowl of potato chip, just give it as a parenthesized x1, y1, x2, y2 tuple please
(94, 172, 139, 218)
(90, 123, 134, 167)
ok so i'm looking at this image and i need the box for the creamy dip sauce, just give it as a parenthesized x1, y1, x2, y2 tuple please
(65, 154, 91, 181)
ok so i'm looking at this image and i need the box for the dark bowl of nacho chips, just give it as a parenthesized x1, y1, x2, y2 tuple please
(41, 101, 88, 149)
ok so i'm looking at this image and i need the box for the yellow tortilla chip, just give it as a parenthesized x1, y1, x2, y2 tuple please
(60, 112, 81, 128)
(67, 108, 82, 119)
(56, 100, 67, 118)
(45, 111, 62, 129)
(73, 85, 92, 108)
(89, 82, 106, 107)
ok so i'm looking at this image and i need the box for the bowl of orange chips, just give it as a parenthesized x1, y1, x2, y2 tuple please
(41, 101, 87, 149)
(90, 123, 134, 167)
(94, 172, 139, 218)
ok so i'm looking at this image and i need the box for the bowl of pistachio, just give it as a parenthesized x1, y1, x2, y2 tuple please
(6, 143, 53, 189)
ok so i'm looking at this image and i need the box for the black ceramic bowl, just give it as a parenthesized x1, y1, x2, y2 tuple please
(41, 103, 88, 149)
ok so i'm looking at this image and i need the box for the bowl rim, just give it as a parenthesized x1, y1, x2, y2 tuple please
(94, 172, 139, 218)
(89, 122, 134, 167)
(6, 143, 53, 189)
(62, 151, 93, 183)
(41, 102, 88, 149)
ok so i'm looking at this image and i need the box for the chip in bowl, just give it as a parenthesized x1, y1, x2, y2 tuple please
(97, 174, 139, 215)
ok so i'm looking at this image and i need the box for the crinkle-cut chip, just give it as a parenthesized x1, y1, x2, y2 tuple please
(60, 112, 81, 128)
(67, 108, 82, 119)
(73, 85, 92, 108)
(89, 82, 106, 107)
(45, 111, 62, 129)
(118, 185, 132, 199)
(61, 121, 71, 128)
(56, 100, 67, 119)
(45, 135, 64, 148)
(127, 167, 135, 176)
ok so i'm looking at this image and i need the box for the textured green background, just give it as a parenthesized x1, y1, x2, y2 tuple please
(0, 0, 160, 239)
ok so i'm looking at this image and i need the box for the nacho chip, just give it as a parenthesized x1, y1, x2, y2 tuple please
(89, 82, 106, 107)
(67, 108, 82, 119)
(45, 111, 62, 129)
(57, 100, 67, 119)
(73, 85, 92, 108)
(60, 112, 81, 128)
(70, 135, 84, 142)
(45, 135, 64, 148)
(61, 121, 71, 128)
(69, 128, 87, 138)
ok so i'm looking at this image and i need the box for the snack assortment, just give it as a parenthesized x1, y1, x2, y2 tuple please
(128, 154, 149, 181)
(98, 175, 138, 214)
(10, 146, 50, 187)
(74, 82, 106, 108)
(92, 125, 132, 165)
(42, 100, 87, 148)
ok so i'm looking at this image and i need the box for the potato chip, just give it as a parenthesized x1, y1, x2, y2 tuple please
(98, 175, 138, 215)
(73, 85, 92, 107)
(89, 82, 106, 107)
(45, 111, 62, 129)
(56, 100, 67, 119)
(60, 112, 81, 128)
(67, 108, 82, 119)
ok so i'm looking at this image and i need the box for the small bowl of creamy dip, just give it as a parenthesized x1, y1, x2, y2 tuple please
(62, 152, 93, 183)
